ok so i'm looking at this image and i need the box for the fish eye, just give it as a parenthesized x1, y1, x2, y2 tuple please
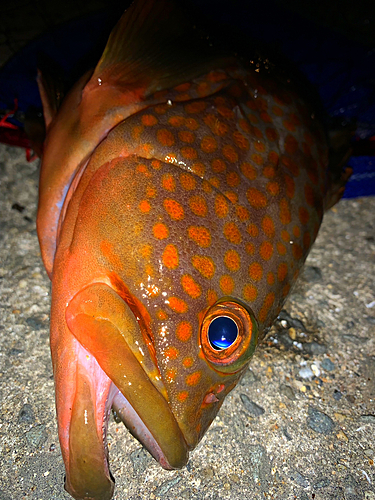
(208, 316, 238, 350)
(200, 299, 258, 374)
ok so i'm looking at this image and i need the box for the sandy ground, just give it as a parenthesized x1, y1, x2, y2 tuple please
(0, 143, 374, 499)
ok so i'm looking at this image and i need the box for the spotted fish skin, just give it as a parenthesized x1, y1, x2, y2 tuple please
(37, 2, 335, 500)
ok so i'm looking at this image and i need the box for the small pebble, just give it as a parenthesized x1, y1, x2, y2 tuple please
(321, 358, 335, 372)
(240, 394, 265, 416)
(303, 342, 327, 355)
(18, 404, 35, 424)
(303, 265, 322, 282)
(333, 389, 342, 401)
(307, 406, 334, 434)
(299, 367, 314, 380)
(364, 449, 374, 458)
(290, 470, 309, 487)
(25, 424, 48, 448)
(279, 384, 296, 401)
(313, 477, 331, 489)
(311, 364, 321, 377)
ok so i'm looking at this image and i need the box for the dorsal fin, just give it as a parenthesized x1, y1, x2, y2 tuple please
(87, 0, 230, 95)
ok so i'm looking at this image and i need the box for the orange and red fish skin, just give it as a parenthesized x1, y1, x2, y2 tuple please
(52, 65, 327, 450)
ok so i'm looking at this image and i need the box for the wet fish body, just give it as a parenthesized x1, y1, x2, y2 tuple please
(36, 1, 346, 499)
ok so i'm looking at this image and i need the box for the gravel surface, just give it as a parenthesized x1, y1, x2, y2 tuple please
(0, 144, 374, 499)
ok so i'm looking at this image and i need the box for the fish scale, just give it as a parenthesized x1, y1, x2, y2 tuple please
(35, 1, 349, 499)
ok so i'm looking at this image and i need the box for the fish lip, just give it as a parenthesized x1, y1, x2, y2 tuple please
(65, 281, 189, 476)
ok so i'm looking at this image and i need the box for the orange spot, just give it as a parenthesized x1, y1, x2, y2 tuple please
(157, 129, 175, 147)
(260, 241, 274, 261)
(178, 173, 196, 192)
(151, 160, 162, 170)
(239, 118, 252, 133)
(284, 175, 295, 199)
(236, 205, 250, 221)
(154, 104, 168, 114)
(176, 321, 193, 342)
(185, 117, 199, 130)
(139, 200, 151, 213)
(262, 216, 275, 238)
(277, 242, 287, 255)
(283, 118, 296, 132)
(164, 199, 184, 220)
(259, 292, 275, 322)
(189, 195, 208, 217)
(224, 249, 241, 272)
(177, 391, 189, 402)
(266, 181, 280, 196)
(282, 283, 291, 297)
(272, 105, 284, 116)
(153, 222, 169, 239)
(164, 346, 179, 359)
(185, 101, 206, 113)
(214, 194, 229, 218)
(201, 136, 218, 153)
(217, 105, 234, 119)
(254, 141, 266, 152)
(246, 242, 255, 254)
(246, 187, 268, 209)
(211, 158, 226, 173)
(136, 163, 151, 176)
(209, 176, 220, 188)
(156, 309, 168, 320)
(186, 371, 201, 386)
(207, 70, 227, 82)
(223, 222, 242, 244)
(131, 125, 143, 140)
(220, 275, 235, 294)
(146, 185, 157, 197)
(140, 244, 152, 259)
(266, 128, 278, 141)
(268, 151, 279, 165)
(293, 225, 301, 238)
(162, 173, 176, 192)
(100, 241, 123, 270)
(225, 192, 238, 204)
(304, 184, 315, 207)
(292, 243, 303, 260)
(141, 114, 158, 126)
(181, 146, 198, 159)
(204, 114, 227, 135)
(179, 130, 195, 143)
(226, 171, 240, 187)
(202, 180, 212, 193)
(162, 244, 179, 269)
(241, 162, 257, 180)
(183, 357, 194, 368)
(263, 165, 276, 178)
(243, 284, 258, 301)
(260, 112, 272, 123)
(278, 263, 288, 282)
(247, 113, 258, 124)
(284, 135, 299, 155)
(187, 226, 211, 247)
(174, 82, 191, 92)
(166, 368, 177, 382)
(168, 297, 188, 313)
(281, 230, 290, 242)
(191, 162, 205, 177)
(145, 264, 155, 277)
(233, 131, 250, 150)
(192, 255, 215, 279)
(197, 81, 211, 96)
(181, 274, 202, 298)
(279, 199, 291, 225)
(168, 115, 185, 127)
(249, 262, 263, 281)
(222, 144, 238, 163)
(267, 272, 275, 285)
(207, 289, 218, 306)
(247, 223, 259, 237)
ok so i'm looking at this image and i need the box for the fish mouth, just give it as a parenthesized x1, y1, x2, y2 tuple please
(64, 282, 188, 500)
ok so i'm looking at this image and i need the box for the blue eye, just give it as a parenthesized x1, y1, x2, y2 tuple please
(208, 316, 238, 350)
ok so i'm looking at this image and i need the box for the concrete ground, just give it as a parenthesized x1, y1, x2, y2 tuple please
(0, 143, 374, 500)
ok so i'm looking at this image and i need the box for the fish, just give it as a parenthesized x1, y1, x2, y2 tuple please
(36, 1, 351, 499)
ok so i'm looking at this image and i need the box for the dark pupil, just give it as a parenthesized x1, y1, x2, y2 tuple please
(208, 316, 238, 350)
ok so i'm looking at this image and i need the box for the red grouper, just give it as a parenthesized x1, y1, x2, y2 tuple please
(36, 0, 351, 498)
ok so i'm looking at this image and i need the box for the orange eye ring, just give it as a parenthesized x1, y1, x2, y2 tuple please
(200, 298, 258, 373)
